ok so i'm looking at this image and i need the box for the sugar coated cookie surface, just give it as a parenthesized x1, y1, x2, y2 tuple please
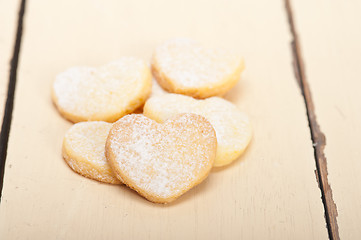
(150, 78, 167, 97)
(151, 38, 245, 98)
(52, 57, 152, 123)
(106, 114, 217, 203)
(144, 94, 252, 167)
(63, 121, 121, 184)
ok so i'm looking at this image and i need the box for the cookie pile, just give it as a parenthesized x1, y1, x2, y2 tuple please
(53, 38, 252, 204)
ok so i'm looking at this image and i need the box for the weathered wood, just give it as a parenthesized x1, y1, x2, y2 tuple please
(0, 0, 327, 239)
(285, 0, 339, 239)
(0, 0, 20, 120)
(0, 0, 24, 195)
(290, 0, 361, 239)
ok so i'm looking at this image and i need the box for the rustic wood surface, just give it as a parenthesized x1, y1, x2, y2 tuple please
(291, 0, 361, 239)
(0, 0, 19, 127)
(1, 0, 359, 239)
(0, 0, 22, 200)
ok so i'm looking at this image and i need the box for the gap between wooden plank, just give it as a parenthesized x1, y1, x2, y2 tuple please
(0, 0, 26, 200)
(284, 0, 339, 239)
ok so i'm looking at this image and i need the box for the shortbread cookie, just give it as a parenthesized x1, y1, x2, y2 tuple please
(151, 38, 245, 98)
(144, 94, 252, 167)
(52, 57, 152, 123)
(106, 114, 217, 203)
(150, 78, 167, 97)
(63, 121, 121, 184)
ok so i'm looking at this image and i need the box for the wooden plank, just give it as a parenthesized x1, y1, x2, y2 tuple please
(0, 0, 328, 239)
(0, 0, 23, 194)
(284, 1, 338, 238)
(290, 0, 361, 239)
(0, 0, 20, 128)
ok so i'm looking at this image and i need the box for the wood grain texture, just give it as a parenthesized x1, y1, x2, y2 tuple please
(285, 1, 339, 239)
(0, 0, 328, 239)
(291, 0, 361, 239)
(0, 0, 20, 128)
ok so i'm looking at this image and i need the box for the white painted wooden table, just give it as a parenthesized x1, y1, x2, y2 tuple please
(0, 0, 360, 239)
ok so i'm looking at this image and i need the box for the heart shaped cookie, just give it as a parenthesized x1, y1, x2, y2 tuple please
(150, 78, 167, 97)
(106, 114, 217, 203)
(52, 57, 152, 123)
(63, 121, 121, 184)
(144, 94, 252, 167)
(151, 38, 245, 98)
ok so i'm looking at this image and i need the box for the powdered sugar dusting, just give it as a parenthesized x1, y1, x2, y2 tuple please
(63, 121, 121, 184)
(65, 121, 112, 165)
(153, 38, 242, 88)
(108, 114, 216, 199)
(150, 78, 167, 97)
(53, 57, 150, 121)
(144, 94, 253, 166)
